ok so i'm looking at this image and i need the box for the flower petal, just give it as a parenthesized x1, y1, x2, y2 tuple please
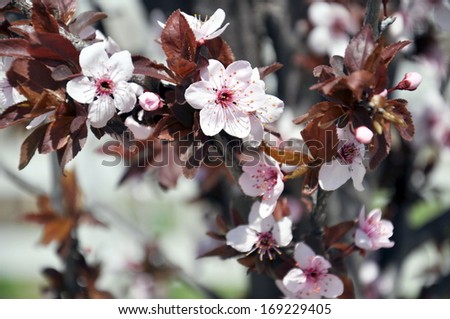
(113, 81, 137, 113)
(255, 94, 284, 124)
(318, 159, 351, 191)
(318, 274, 344, 298)
(204, 23, 230, 40)
(199, 105, 225, 136)
(350, 159, 366, 191)
(311, 255, 331, 272)
(201, 8, 226, 36)
(226, 225, 257, 253)
(239, 170, 263, 197)
(201, 59, 226, 83)
(108, 50, 134, 82)
(66, 76, 96, 104)
(184, 81, 217, 110)
(294, 242, 316, 268)
(272, 217, 293, 247)
(88, 95, 116, 128)
(222, 105, 251, 138)
(79, 42, 108, 77)
(355, 228, 372, 250)
(225, 60, 253, 84)
(282, 268, 307, 293)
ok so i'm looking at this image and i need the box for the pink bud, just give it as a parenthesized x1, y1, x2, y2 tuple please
(138, 92, 162, 111)
(395, 72, 422, 91)
(355, 126, 373, 144)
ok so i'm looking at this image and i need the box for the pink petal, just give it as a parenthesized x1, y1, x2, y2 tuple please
(139, 92, 162, 111)
(66, 76, 96, 104)
(355, 228, 372, 250)
(282, 268, 307, 293)
(201, 59, 225, 83)
(311, 256, 331, 272)
(318, 274, 344, 298)
(349, 159, 366, 191)
(88, 96, 116, 128)
(224, 60, 253, 84)
(238, 171, 263, 197)
(255, 94, 284, 124)
(201, 8, 226, 36)
(226, 225, 258, 253)
(294, 242, 316, 268)
(354, 126, 374, 144)
(199, 104, 225, 136)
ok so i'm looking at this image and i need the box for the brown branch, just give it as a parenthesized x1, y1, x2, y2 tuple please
(363, 0, 382, 38)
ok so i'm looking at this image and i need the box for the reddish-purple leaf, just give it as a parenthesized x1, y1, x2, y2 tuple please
(0, 102, 31, 128)
(390, 99, 415, 141)
(324, 221, 357, 249)
(0, 38, 30, 57)
(132, 55, 175, 82)
(42, 0, 78, 25)
(381, 40, 411, 66)
(161, 10, 196, 62)
(258, 62, 283, 79)
(40, 117, 71, 153)
(19, 123, 50, 170)
(69, 11, 108, 35)
(0, 0, 11, 9)
(369, 124, 391, 169)
(31, 0, 60, 33)
(205, 37, 235, 67)
(344, 26, 376, 72)
(166, 57, 197, 80)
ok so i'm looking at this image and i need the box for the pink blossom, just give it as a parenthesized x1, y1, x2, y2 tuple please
(238, 154, 284, 218)
(66, 43, 141, 128)
(226, 202, 292, 261)
(307, 1, 358, 56)
(281, 242, 344, 299)
(355, 207, 394, 251)
(354, 126, 374, 144)
(184, 59, 268, 138)
(139, 92, 162, 111)
(394, 72, 422, 91)
(319, 124, 366, 191)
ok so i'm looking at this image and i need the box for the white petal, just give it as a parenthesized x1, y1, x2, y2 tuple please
(282, 268, 307, 293)
(125, 116, 152, 140)
(318, 159, 351, 191)
(318, 274, 344, 298)
(272, 217, 293, 247)
(355, 229, 372, 250)
(204, 23, 229, 40)
(307, 27, 333, 56)
(79, 42, 108, 77)
(66, 76, 96, 104)
(236, 83, 267, 112)
(308, 1, 333, 27)
(255, 94, 284, 123)
(202, 59, 226, 83)
(350, 160, 366, 191)
(222, 105, 251, 138)
(225, 60, 253, 84)
(201, 8, 226, 36)
(258, 196, 278, 219)
(226, 225, 258, 253)
(88, 96, 116, 128)
(311, 255, 331, 272)
(184, 81, 217, 110)
(294, 242, 316, 268)
(246, 115, 264, 144)
(199, 105, 225, 136)
(113, 82, 137, 113)
(108, 50, 134, 82)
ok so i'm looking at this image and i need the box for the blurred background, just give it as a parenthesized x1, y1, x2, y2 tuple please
(1, 0, 450, 298)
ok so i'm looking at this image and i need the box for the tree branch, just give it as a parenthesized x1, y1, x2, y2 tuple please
(363, 0, 381, 38)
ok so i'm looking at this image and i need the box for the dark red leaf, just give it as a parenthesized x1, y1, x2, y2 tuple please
(369, 124, 391, 169)
(301, 118, 339, 163)
(0, 38, 30, 57)
(198, 244, 239, 258)
(205, 37, 235, 67)
(0, 0, 11, 9)
(381, 40, 411, 66)
(344, 26, 376, 72)
(69, 11, 108, 35)
(161, 10, 196, 61)
(132, 55, 174, 82)
(31, 0, 60, 33)
(390, 99, 414, 141)
(0, 102, 32, 128)
(19, 123, 50, 170)
(293, 101, 335, 125)
(153, 115, 190, 141)
(324, 221, 357, 249)
(338, 275, 355, 299)
(166, 58, 197, 80)
(40, 116, 71, 153)
(42, 0, 78, 25)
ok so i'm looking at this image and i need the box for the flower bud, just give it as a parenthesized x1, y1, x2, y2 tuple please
(138, 92, 162, 111)
(395, 72, 422, 91)
(354, 126, 373, 144)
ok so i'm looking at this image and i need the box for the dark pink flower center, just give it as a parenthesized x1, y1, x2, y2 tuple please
(95, 77, 115, 96)
(338, 142, 358, 164)
(215, 88, 234, 107)
(251, 231, 280, 261)
(251, 164, 279, 198)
